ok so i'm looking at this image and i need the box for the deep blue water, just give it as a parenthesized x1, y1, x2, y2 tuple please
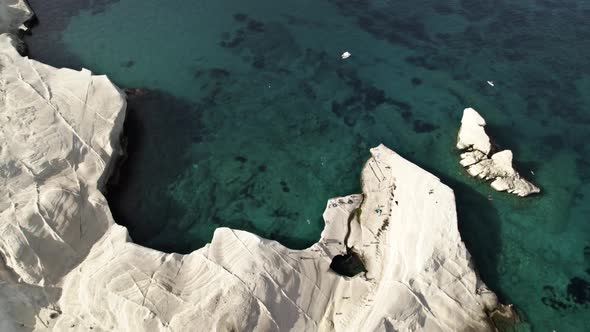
(24, 0, 590, 330)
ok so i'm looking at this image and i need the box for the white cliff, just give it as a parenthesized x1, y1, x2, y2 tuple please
(457, 108, 540, 197)
(0, 1, 126, 328)
(50, 144, 508, 332)
(1, 2, 513, 331)
(0, 0, 32, 32)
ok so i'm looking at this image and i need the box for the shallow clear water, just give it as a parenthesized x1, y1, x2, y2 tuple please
(25, 0, 590, 330)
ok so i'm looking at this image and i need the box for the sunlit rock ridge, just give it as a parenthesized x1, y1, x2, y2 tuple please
(1, 1, 509, 331)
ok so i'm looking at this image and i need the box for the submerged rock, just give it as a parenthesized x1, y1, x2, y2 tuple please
(457, 108, 540, 197)
(1, 2, 510, 331)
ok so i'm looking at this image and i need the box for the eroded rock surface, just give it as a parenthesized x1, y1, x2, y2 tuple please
(1, 2, 507, 331)
(457, 108, 540, 197)
(6, 140, 504, 331)
(0, 1, 125, 329)
(0, 0, 32, 33)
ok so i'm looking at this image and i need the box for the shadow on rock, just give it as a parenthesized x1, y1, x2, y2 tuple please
(437, 175, 504, 300)
(106, 88, 203, 253)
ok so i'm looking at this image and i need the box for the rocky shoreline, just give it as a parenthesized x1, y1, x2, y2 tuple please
(1, 1, 516, 331)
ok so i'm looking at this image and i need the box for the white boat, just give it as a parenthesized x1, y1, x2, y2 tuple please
(487, 80, 494, 87)
(341, 51, 351, 59)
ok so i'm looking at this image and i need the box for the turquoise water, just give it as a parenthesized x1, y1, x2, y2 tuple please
(24, 0, 590, 330)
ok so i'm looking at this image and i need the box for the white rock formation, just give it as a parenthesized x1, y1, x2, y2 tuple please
(0, 4, 126, 329)
(0, 0, 32, 32)
(0, 2, 513, 331)
(457, 108, 540, 197)
(49, 144, 507, 332)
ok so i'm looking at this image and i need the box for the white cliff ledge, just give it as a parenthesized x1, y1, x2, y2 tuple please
(1, 2, 515, 331)
(457, 108, 540, 197)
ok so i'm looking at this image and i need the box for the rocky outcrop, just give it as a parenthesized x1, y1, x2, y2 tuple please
(457, 108, 540, 197)
(1, 2, 510, 331)
(0, 1, 126, 329)
(0, 0, 32, 33)
(51, 145, 503, 332)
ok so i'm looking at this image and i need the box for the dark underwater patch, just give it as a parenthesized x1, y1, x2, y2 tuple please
(209, 68, 231, 79)
(401, 111, 412, 121)
(462, 26, 485, 48)
(388, 99, 412, 112)
(542, 293, 571, 310)
(280, 180, 290, 193)
(332, 100, 362, 127)
(433, 3, 454, 15)
(535, 0, 577, 10)
(413, 120, 439, 133)
(299, 81, 317, 100)
(247, 19, 266, 32)
(459, 0, 497, 21)
(330, 67, 398, 126)
(121, 59, 135, 68)
(405, 55, 438, 70)
(271, 207, 299, 220)
(220, 35, 245, 48)
(567, 277, 590, 305)
(541, 135, 564, 149)
(252, 55, 265, 69)
(235, 156, 248, 163)
(106, 88, 204, 251)
(233, 13, 248, 22)
(541, 274, 590, 312)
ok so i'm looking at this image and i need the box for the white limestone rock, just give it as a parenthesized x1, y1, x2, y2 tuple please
(457, 108, 491, 155)
(0, 2, 515, 331)
(0, 69, 506, 330)
(457, 108, 540, 197)
(0, 0, 32, 32)
(0, 2, 126, 329)
(51, 145, 506, 332)
(0, 30, 126, 283)
(41, 144, 505, 332)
